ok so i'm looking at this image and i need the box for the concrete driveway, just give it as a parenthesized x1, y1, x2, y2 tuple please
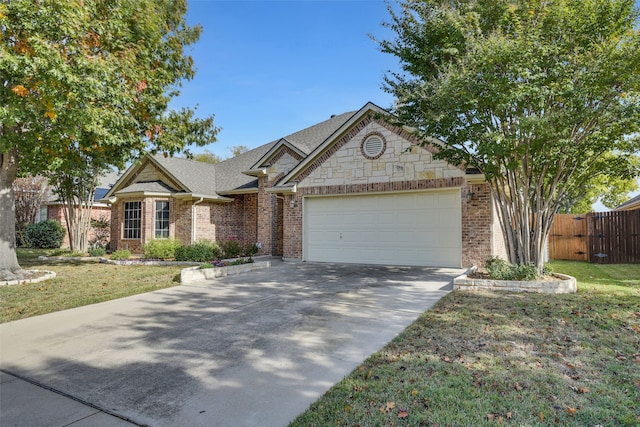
(0, 261, 463, 426)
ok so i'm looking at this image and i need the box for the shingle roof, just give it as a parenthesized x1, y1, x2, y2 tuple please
(615, 193, 640, 211)
(116, 180, 178, 195)
(214, 142, 276, 192)
(150, 154, 218, 196)
(281, 111, 356, 154)
(122, 109, 359, 196)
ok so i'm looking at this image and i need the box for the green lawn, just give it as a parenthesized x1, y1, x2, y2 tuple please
(0, 249, 183, 323)
(290, 261, 640, 427)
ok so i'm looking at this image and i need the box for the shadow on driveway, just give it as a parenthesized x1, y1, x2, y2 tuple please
(0, 261, 462, 427)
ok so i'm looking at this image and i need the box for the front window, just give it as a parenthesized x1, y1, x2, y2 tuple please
(123, 201, 141, 239)
(155, 201, 170, 238)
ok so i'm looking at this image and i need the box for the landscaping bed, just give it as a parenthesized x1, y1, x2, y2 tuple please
(180, 260, 271, 283)
(454, 266, 577, 293)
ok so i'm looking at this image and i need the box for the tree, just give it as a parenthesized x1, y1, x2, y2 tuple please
(194, 149, 223, 164)
(12, 175, 50, 246)
(229, 145, 249, 157)
(561, 172, 640, 214)
(379, 0, 640, 272)
(0, 0, 218, 279)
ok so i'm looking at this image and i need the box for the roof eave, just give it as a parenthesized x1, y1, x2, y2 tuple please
(217, 188, 259, 196)
(265, 183, 297, 194)
(173, 193, 234, 203)
(242, 168, 268, 177)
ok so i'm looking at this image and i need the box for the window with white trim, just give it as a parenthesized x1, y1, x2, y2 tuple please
(123, 201, 141, 239)
(155, 201, 170, 238)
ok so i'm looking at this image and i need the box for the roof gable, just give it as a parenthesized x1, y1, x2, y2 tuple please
(275, 102, 392, 186)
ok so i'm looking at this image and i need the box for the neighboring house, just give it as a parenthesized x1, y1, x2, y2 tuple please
(614, 194, 640, 211)
(103, 102, 507, 268)
(45, 170, 121, 248)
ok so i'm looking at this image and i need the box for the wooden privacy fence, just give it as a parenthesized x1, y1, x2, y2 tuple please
(549, 210, 640, 264)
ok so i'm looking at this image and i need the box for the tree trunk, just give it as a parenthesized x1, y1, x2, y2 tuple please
(0, 147, 24, 280)
(489, 172, 555, 275)
(58, 175, 96, 254)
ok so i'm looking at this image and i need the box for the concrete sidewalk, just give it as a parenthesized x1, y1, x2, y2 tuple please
(1, 371, 136, 426)
(1, 261, 462, 426)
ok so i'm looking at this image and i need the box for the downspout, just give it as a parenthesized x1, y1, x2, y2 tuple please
(192, 196, 204, 244)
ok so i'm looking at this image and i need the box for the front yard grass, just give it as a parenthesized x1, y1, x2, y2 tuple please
(290, 261, 640, 427)
(0, 249, 182, 323)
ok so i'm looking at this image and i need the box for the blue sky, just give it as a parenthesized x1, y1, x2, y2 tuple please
(171, 0, 399, 158)
(172, 0, 639, 210)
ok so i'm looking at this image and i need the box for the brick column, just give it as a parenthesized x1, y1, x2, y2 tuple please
(256, 176, 278, 255)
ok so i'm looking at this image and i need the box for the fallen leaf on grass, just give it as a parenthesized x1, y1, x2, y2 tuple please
(398, 410, 409, 419)
(569, 385, 589, 394)
(539, 411, 545, 422)
(411, 389, 418, 396)
(380, 401, 396, 413)
(566, 407, 577, 415)
(514, 383, 523, 391)
(506, 412, 512, 419)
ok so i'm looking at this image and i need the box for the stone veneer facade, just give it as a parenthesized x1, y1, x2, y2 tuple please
(276, 117, 500, 267)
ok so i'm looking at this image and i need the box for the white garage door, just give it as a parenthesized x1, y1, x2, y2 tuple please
(304, 190, 462, 267)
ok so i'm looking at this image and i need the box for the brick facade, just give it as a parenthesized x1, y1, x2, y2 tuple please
(47, 204, 111, 249)
(110, 194, 259, 254)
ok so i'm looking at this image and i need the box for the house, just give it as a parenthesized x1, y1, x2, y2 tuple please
(614, 193, 640, 211)
(103, 102, 506, 268)
(45, 170, 120, 248)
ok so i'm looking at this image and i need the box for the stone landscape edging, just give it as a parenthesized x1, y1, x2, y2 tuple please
(453, 267, 577, 294)
(1, 270, 57, 286)
(181, 261, 271, 284)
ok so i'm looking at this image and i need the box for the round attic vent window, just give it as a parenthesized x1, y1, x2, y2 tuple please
(361, 134, 386, 159)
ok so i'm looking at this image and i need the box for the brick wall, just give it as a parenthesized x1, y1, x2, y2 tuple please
(47, 204, 111, 249)
(460, 183, 493, 267)
(257, 176, 278, 255)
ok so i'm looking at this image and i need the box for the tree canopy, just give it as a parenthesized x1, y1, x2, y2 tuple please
(380, 0, 640, 271)
(0, 0, 218, 278)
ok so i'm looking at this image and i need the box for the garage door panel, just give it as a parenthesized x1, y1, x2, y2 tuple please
(304, 191, 462, 267)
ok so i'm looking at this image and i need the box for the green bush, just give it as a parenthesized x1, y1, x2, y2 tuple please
(25, 220, 66, 249)
(243, 242, 259, 258)
(88, 247, 106, 257)
(199, 262, 215, 270)
(219, 239, 243, 259)
(143, 238, 181, 260)
(175, 240, 221, 262)
(485, 257, 539, 281)
(110, 249, 131, 260)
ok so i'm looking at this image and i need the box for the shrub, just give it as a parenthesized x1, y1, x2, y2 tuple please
(243, 242, 259, 258)
(485, 257, 539, 281)
(88, 247, 106, 257)
(143, 238, 181, 260)
(110, 249, 131, 260)
(89, 216, 110, 250)
(25, 220, 66, 249)
(199, 262, 215, 270)
(175, 240, 221, 262)
(219, 239, 243, 259)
